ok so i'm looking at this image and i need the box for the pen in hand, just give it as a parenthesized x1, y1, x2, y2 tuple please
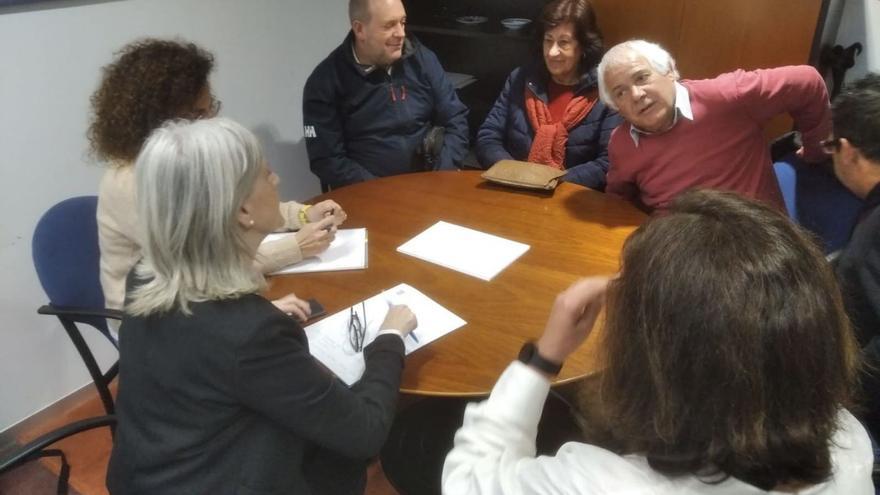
(386, 299, 419, 343)
(322, 208, 336, 232)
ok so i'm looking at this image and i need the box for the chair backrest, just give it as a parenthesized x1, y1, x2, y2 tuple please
(773, 154, 864, 253)
(32, 196, 109, 334)
(773, 160, 798, 221)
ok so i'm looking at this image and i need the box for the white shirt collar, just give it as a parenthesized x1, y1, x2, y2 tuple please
(628, 81, 693, 146)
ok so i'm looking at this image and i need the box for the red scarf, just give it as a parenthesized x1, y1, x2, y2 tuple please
(525, 87, 598, 170)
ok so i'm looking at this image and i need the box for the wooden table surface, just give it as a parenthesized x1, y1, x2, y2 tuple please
(266, 171, 646, 396)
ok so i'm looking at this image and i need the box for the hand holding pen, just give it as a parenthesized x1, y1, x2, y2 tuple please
(295, 217, 336, 257)
(306, 200, 347, 226)
(381, 301, 419, 343)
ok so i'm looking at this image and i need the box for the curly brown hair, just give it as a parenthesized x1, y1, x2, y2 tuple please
(88, 38, 215, 163)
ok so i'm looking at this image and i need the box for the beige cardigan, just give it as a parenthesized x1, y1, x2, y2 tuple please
(97, 166, 307, 311)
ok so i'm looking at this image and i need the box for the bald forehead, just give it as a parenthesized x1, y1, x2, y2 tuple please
(352, 0, 403, 23)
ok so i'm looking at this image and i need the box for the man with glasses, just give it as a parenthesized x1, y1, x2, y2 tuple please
(597, 39, 831, 213)
(303, 0, 469, 189)
(826, 73, 880, 441)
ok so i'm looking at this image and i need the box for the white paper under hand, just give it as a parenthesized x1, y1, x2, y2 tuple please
(303, 283, 466, 385)
(263, 228, 367, 275)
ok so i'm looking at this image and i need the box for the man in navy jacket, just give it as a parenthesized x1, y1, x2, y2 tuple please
(303, 0, 469, 189)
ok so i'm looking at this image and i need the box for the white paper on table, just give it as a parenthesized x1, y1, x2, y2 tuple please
(303, 283, 466, 386)
(263, 228, 367, 275)
(396, 221, 530, 281)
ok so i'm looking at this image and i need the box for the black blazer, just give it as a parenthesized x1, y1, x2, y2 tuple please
(106, 292, 405, 495)
(836, 183, 880, 347)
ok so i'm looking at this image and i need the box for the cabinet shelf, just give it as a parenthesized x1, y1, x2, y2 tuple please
(409, 23, 533, 42)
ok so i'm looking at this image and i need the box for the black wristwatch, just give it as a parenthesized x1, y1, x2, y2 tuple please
(517, 341, 563, 375)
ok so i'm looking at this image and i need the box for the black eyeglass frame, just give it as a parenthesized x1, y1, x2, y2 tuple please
(348, 302, 367, 353)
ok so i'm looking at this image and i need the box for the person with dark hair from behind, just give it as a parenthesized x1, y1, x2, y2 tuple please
(303, 0, 469, 189)
(476, 0, 620, 190)
(443, 189, 872, 494)
(825, 73, 880, 442)
(106, 117, 417, 494)
(90, 38, 346, 320)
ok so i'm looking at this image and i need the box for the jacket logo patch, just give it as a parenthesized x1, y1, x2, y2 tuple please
(304, 125, 317, 138)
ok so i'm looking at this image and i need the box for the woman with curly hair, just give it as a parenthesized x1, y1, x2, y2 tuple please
(90, 38, 346, 319)
(475, 0, 620, 190)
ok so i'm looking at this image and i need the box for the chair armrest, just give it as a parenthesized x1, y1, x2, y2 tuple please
(0, 415, 116, 473)
(38, 304, 122, 321)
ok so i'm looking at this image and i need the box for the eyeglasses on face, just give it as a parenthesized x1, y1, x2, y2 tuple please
(820, 137, 841, 154)
(192, 97, 222, 120)
(348, 302, 367, 353)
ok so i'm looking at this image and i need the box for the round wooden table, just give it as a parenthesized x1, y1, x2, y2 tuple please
(266, 170, 646, 396)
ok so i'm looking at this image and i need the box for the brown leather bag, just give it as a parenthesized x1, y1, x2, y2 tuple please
(481, 160, 566, 190)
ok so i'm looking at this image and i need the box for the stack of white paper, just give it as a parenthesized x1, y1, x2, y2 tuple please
(397, 221, 530, 281)
(264, 228, 367, 275)
(303, 283, 466, 385)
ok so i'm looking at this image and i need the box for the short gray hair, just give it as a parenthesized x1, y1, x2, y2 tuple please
(127, 117, 265, 316)
(597, 39, 680, 110)
(349, 0, 370, 23)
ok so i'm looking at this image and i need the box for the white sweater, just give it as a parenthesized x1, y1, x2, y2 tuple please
(442, 361, 874, 495)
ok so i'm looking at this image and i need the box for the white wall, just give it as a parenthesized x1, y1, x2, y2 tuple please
(836, 0, 880, 81)
(820, 0, 845, 47)
(0, 0, 348, 432)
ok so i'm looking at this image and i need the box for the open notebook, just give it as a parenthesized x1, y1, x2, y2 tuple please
(263, 228, 367, 275)
(303, 283, 466, 385)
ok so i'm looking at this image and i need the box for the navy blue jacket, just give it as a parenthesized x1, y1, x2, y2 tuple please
(303, 33, 469, 189)
(476, 63, 621, 190)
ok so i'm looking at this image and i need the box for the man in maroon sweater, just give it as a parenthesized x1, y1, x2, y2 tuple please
(597, 39, 831, 213)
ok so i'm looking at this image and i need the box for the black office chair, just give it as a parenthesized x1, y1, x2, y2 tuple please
(0, 415, 116, 494)
(31, 196, 121, 417)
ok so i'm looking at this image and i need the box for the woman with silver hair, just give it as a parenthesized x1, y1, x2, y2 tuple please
(106, 117, 417, 495)
(90, 38, 346, 320)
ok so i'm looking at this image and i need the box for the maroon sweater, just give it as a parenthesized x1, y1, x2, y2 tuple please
(606, 66, 831, 212)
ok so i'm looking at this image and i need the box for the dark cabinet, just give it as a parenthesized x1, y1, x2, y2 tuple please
(404, 0, 545, 141)
(406, 0, 829, 142)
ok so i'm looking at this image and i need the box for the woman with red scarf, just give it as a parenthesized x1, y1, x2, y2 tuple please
(476, 0, 620, 191)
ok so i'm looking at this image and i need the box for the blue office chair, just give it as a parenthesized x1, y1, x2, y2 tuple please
(31, 196, 121, 416)
(0, 196, 121, 493)
(772, 154, 863, 253)
(773, 160, 798, 221)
